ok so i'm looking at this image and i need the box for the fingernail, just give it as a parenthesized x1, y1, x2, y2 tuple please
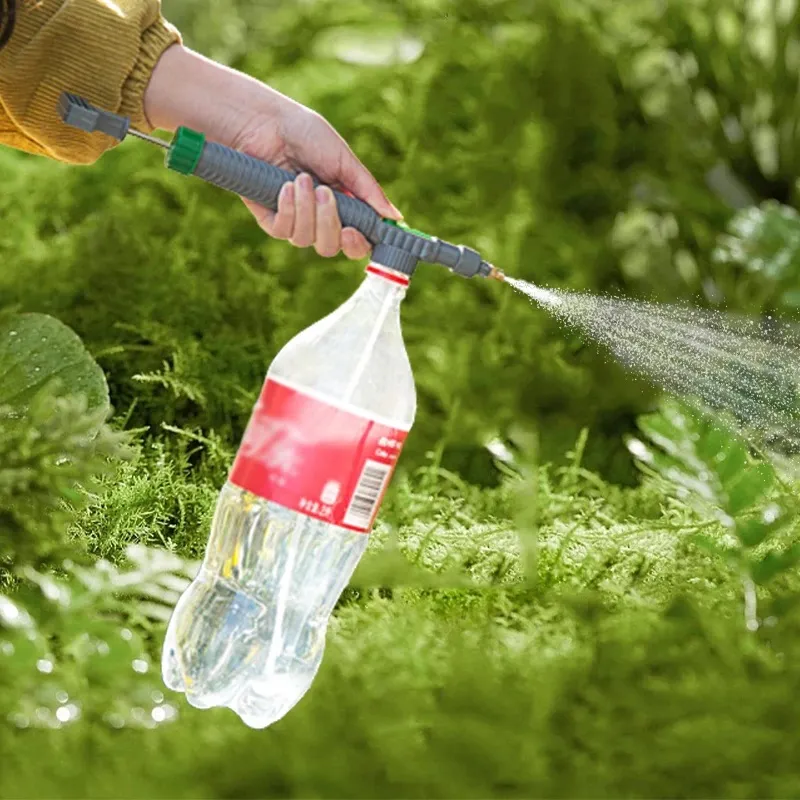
(315, 186, 331, 205)
(281, 182, 294, 202)
(297, 173, 313, 190)
(390, 203, 404, 219)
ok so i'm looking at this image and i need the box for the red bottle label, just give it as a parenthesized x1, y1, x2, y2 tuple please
(229, 377, 410, 533)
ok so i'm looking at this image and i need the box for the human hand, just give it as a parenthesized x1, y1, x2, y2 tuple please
(143, 45, 403, 259)
(233, 101, 404, 259)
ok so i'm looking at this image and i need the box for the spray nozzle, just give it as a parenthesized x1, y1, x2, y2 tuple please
(57, 92, 500, 282)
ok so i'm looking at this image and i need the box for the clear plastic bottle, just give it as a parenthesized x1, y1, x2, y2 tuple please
(161, 260, 416, 729)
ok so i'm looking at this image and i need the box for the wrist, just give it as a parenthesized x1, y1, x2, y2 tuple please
(143, 44, 273, 144)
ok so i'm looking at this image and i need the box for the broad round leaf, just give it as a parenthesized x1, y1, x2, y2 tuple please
(0, 313, 109, 414)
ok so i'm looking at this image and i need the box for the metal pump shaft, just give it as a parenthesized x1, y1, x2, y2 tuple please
(58, 92, 502, 281)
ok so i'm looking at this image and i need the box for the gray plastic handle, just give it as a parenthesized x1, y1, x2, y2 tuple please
(195, 142, 384, 245)
(193, 142, 487, 277)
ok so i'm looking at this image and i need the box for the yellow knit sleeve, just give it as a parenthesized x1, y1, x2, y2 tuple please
(0, 0, 181, 164)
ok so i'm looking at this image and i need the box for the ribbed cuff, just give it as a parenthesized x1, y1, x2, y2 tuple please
(0, 0, 183, 163)
(120, 16, 181, 133)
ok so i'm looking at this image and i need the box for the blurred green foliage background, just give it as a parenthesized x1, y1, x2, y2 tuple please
(4, 0, 800, 796)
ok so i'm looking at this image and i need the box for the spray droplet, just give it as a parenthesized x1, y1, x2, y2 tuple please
(56, 703, 80, 723)
(507, 278, 562, 308)
(0, 596, 32, 629)
(507, 279, 800, 457)
(104, 712, 125, 729)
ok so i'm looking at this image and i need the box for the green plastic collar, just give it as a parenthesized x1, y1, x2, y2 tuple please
(383, 218, 433, 241)
(167, 126, 205, 175)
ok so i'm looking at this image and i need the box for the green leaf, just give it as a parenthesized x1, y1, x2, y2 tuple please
(690, 532, 733, 557)
(736, 508, 789, 548)
(0, 313, 108, 415)
(0, 388, 131, 568)
(634, 399, 777, 518)
(727, 463, 775, 515)
(713, 202, 800, 283)
(750, 543, 800, 585)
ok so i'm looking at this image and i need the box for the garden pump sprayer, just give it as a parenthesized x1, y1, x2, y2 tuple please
(58, 92, 504, 729)
(57, 93, 504, 283)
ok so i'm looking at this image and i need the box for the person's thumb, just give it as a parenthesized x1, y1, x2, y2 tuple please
(339, 154, 403, 221)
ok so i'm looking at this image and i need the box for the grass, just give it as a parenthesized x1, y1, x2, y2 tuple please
(6, 416, 799, 798)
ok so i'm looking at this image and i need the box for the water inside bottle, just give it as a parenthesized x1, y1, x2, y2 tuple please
(162, 481, 368, 728)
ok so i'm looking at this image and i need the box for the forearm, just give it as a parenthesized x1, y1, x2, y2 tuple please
(143, 43, 302, 147)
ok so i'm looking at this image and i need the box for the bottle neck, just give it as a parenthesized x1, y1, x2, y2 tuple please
(365, 262, 411, 289)
(357, 261, 409, 308)
(334, 262, 408, 404)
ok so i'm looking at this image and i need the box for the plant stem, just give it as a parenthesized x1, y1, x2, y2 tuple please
(742, 573, 759, 631)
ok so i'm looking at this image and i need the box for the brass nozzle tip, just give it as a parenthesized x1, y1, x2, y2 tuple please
(488, 265, 506, 282)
